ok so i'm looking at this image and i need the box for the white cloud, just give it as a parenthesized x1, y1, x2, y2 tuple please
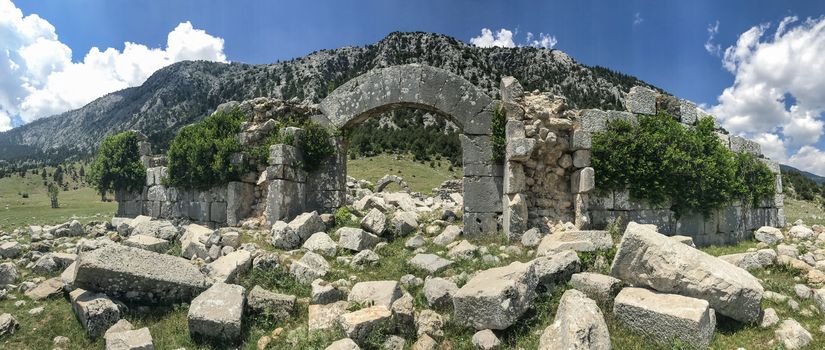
(471, 28, 557, 50)
(710, 16, 825, 176)
(633, 12, 644, 26)
(470, 28, 516, 48)
(704, 20, 721, 56)
(526, 32, 557, 49)
(0, 0, 227, 129)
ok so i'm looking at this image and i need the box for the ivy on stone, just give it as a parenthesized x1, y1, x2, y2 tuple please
(592, 113, 775, 218)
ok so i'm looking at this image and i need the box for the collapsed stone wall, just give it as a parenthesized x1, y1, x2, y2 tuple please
(500, 78, 785, 246)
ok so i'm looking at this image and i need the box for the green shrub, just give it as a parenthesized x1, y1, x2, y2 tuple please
(491, 103, 506, 163)
(166, 109, 246, 190)
(88, 131, 146, 197)
(299, 121, 335, 172)
(592, 113, 775, 217)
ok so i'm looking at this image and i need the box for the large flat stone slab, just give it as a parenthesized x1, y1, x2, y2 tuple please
(536, 230, 613, 256)
(613, 287, 716, 348)
(408, 253, 454, 274)
(74, 245, 209, 303)
(188, 283, 246, 344)
(453, 261, 537, 330)
(70, 288, 121, 339)
(610, 222, 763, 323)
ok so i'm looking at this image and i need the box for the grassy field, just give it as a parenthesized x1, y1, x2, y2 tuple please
(347, 153, 461, 193)
(0, 164, 115, 232)
(784, 197, 825, 226)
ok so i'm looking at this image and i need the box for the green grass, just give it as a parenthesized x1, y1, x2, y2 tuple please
(347, 153, 461, 194)
(784, 197, 825, 226)
(0, 166, 115, 232)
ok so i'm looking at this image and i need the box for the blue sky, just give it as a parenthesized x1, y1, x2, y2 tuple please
(4, 0, 825, 175)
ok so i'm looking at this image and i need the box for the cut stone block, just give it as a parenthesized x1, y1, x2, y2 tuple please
(290, 252, 330, 283)
(570, 272, 622, 304)
(348, 280, 402, 308)
(539, 289, 610, 350)
(453, 261, 537, 330)
(408, 253, 454, 274)
(610, 222, 763, 323)
(309, 301, 349, 332)
(105, 327, 154, 350)
(614, 287, 715, 348)
(536, 230, 613, 256)
(337, 227, 380, 252)
(247, 285, 296, 320)
(188, 283, 246, 344)
(532, 250, 581, 292)
(74, 245, 208, 303)
(205, 250, 252, 284)
(70, 288, 121, 339)
(24, 277, 64, 301)
(625, 86, 658, 115)
(338, 306, 392, 346)
(123, 235, 170, 253)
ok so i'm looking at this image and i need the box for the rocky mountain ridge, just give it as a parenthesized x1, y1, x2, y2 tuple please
(0, 31, 660, 169)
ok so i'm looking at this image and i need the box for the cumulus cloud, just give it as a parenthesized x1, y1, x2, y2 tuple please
(704, 20, 721, 56)
(633, 12, 644, 26)
(526, 32, 557, 49)
(709, 16, 825, 175)
(470, 28, 557, 49)
(0, 0, 227, 131)
(470, 28, 516, 48)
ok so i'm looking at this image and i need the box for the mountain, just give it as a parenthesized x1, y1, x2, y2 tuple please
(781, 164, 825, 185)
(0, 31, 663, 170)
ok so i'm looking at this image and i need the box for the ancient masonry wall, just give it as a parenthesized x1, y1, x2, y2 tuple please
(501, 78, 785, 246)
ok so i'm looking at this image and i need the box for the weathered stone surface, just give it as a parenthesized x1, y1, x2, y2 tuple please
(571, 129, 591, 150)
(247, 285, 295, 319)
(719, 249, 776, 270)
(311, 279, 342, 304)
(303, 232, 338, 256)
(537, 230, 613, 256)
(105, 327, 154, 350)
(0, 262, 18, 285)
(571, 167, 595, 194)
(0, 242, 21, 259)
(453, 261, 538, 330)
(408, 253, 454, 274)
(325, 338, 360, 350)
(123, 235, 169, 253)
(390, 292, 415, 337)
(614, 287, 715, 348)
(70, 288, 121, 339)
(338, 306, 392, 346)
(680, 99, 698, 125)
(188, 283, 245, 343)
(532, 250, 581, 292)
(506, 137, 536, 162)
(447, 240, 478, 260)
(463, 177, 503, 213)
(570, 272, 622, 304)
(472, 329, 501, 350)
(539, 289, 610, 350)
(0, 313, 18, 337)
(610, 222, 764, 323)
(290, 211, 326, 242)
(271, 220, 301, 249)
(500, 76, 524, 102)
(74, 245, 208, 303)
(309, 301, 349, 332)
(290, 252, 330, 283)
(625, 86, 658, 115)
(132, 219, 178, 241)
(788, 225, 815, 240)
(416, 309, 445, 339)
(24, 277, 64, 301)
(337, 227, 380, 252)
(423, 277, 458, 309)
(433, 225, 461, 246)
(181, 224, 211, 259)
(205, 250, 252, 284)
(503, 193, 528, 241)
(730, 135, 762, 156)
(360, 208, 387, 236)
(775, 319, 812, 349)
(392, 211, 420, 236)
(349, 281, 402, 308)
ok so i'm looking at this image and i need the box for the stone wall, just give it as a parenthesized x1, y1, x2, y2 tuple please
(500, 78, 785, 246)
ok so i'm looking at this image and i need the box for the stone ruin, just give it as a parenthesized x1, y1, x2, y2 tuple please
(118, 64, 784, 247)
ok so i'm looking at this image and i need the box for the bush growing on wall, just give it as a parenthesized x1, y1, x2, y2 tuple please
(300, 121, 336, 172)
(166, 108, 246, 190)
(592, 113, 775, 217)
(88, 131, 146, 199)
(491, 103, 506, 163)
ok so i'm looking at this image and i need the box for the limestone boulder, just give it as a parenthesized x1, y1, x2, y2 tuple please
(788, 225, 815, 240)
(0, 262, 18, 285)
(74, 245, 208, 303)
(338, 306, 392, 346)
(610, 222, 763, 323)
(754, 226, 784, 245)
(472, 329, 501, 350)
(123, 235, 169, 253)
(204, 250, 252, 284)
(570, 272, 622, 304)
(247, 285, 296, 320)
(290, 252, 330, 283)
(24, 277, 64, 301)
(531, 250, 581, 292)
(0, 313, 18, 337)
(775, 319, 812, 349)
(453, 261, 538, 330)
(718, 249, 776, 270)
(423, 277, 458, 309)
(309, 301, 349, 332)
(188, 283, 246, 343)
(538, 289, 610, 350)
(326, 338, 360, 350)
(105, 327, 154, 350)
(360, 208, 387, 236)
(392, 211, 419, 236)
(271, 221, 301, 249)
(408, 254, 454, 274)
(614, 287, 715, 348)
(536, 230, 613, 256)
(181, 224, 211, 259)
(348, 280, 402, 308)
(303, 232, 338, 256)
(70, 288, 121, 339)
(433, 225, 461, 246)
(337, 227, 381, 252)
(290, 211, 327, 242)
(0, 242, 21, 259)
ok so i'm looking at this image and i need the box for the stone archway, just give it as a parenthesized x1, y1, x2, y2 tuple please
(318, 64, 503, 235)
(375, 175, 410, 193)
